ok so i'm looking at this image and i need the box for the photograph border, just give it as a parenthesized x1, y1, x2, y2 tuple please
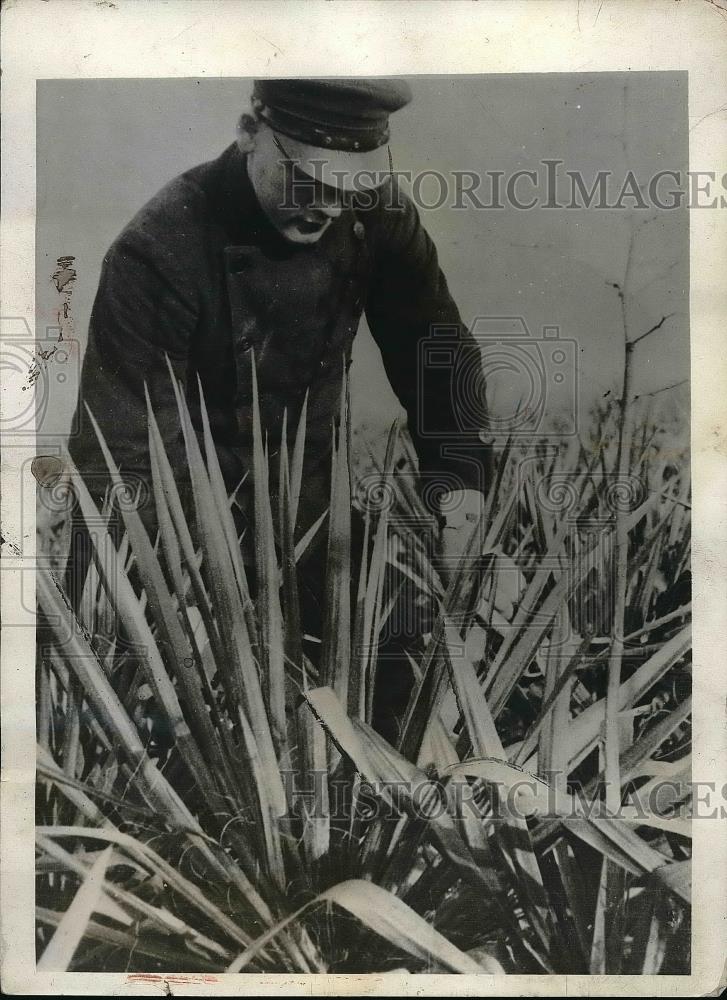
(2, 1, 726, 995)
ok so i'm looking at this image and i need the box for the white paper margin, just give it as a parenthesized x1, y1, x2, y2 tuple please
(1, 0, 725, 995)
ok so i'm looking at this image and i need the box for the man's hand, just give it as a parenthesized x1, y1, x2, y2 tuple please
(436, 489, 523, 620)
(436, 489, 486, 589)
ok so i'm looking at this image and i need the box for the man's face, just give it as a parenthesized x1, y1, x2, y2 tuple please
(247, 124, 348, 245)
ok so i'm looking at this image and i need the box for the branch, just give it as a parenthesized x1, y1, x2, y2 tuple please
(628, 313, 675, 350)
(633, 377, 688, 402)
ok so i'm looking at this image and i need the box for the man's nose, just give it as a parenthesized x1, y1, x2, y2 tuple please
(316, 201, 343, 219)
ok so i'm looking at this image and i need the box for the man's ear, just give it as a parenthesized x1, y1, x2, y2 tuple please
(235, 112, 259, 155)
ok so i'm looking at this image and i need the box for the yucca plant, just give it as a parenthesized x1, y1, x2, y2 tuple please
(35, 360, 691, 975)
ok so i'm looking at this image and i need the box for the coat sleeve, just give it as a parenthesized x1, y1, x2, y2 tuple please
(363, 180, 492, 506)
(67, 199, 199, 546)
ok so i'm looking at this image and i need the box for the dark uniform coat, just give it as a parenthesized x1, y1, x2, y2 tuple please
(70, 142, 489, 550)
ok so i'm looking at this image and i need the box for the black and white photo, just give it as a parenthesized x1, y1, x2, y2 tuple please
(1, 1, 725, 995)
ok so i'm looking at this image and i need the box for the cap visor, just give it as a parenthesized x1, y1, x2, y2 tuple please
(273, 132, 390, 192)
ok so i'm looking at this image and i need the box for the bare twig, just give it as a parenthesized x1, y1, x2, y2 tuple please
(628, 313, 675, 349)
(633, 378, 688, 402)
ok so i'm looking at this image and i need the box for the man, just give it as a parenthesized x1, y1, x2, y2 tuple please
(69, 78, 491, 674)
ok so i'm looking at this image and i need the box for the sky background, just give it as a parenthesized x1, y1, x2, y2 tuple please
(36, 73, 689, 448)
